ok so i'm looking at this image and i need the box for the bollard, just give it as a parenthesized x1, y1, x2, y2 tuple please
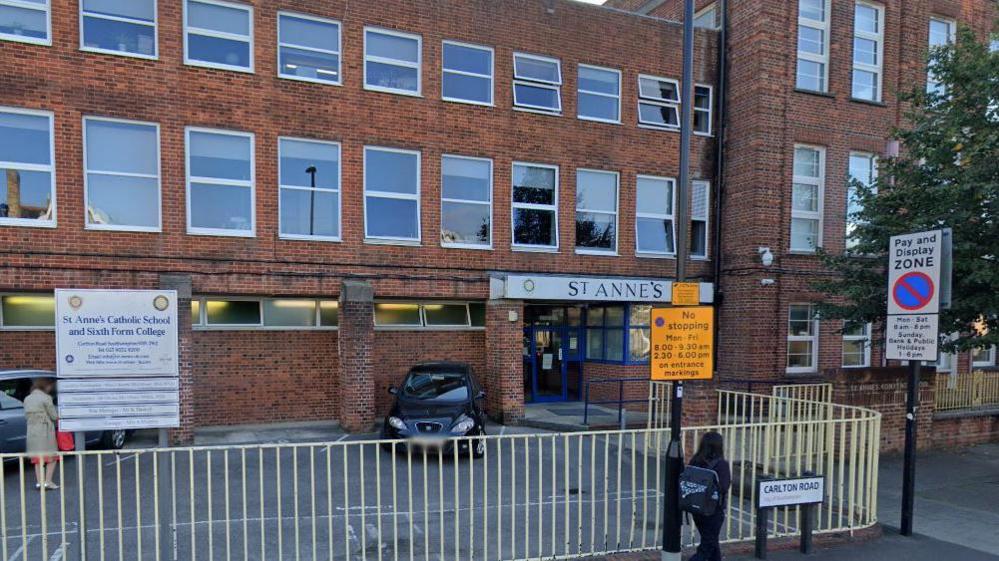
(755, 506, 768, 559)
(800, 503, 814, 555)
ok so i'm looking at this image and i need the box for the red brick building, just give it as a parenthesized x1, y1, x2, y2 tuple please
(0, 0, 994, 441)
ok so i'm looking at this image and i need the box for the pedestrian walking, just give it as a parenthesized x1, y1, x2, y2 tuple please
(24, 378, 60, 490)
(687, 431, 730, 561)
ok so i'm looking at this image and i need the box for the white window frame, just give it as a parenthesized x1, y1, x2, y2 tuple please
(192, 296, 339, 331)
(79, 0, 158, 60)
(790, 144, 825, 253)
(183, 0, 254, 73)
(82, 116, 162, 233)
(926, 16, 956, 95)
(277, 136, 342, 242)
(694, 84, 713, 136)
(935, 332, 958, 372)
(184, 127, 256, 237)
(0, 293, 55, 331)
(363, 146, 422, 245)
(276, 11, 342, 86)
(0, 106, 56, 228)
(511, 161, 559, 252)
(846, 151, 877, 252)
(637, 74, 680, 130)
(374, 301, 485, 331)
(852, 1, 884, 102)
(441, 40, 494, 107)
(972, 346, 997, 368)
(841, 321, 871, 368)
(796, 0, 831, 92)
(440, 154, 493, 250)
(787, 303, 819, 374)
(576, 64, 621, 124)
(574, 169, 619, 256)
(363, 26, 422, 97)
(0, 0, 50, 46)
(512, 52, 563, 114)
(690, 179, 711, 259)
(635, 175, 676, 258)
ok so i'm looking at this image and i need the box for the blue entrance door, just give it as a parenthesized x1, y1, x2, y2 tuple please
(523, 326, 583, 402)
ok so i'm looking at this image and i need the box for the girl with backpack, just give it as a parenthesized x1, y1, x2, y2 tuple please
(687, 431, 731, 561)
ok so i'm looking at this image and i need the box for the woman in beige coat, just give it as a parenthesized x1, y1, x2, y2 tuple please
(24, 378, 60, 490)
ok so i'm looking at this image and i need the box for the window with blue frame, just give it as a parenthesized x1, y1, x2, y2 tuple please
(585, 304, 651, 364)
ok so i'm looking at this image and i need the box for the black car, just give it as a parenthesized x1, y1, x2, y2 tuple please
(381, 362, 487, 457)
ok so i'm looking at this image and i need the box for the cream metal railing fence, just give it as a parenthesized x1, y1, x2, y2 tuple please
(935, 370, 999, 411)
(772, 383, 834, 404)
(1, 390, 879, 561)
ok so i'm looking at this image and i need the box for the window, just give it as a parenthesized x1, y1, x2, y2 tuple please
(442, 41, 493, 106)
(512, 162, 558, 250)
(441, 155, 491, 248)
(635, 175, 675, 256)
(691, 180, 710, 258)
(852, 2, 884, 101)
(637, 75, 680, 129)
(279, 138, 340, 241)
(513, 53, 562, 113)
(374, 302, 485, 329)
(184, 0, 252, 72)
(694, 85, 713, 135)
(575, 169, 618, 254)
(191, 297, 338, 329)
(277, 12, 341, 85)
(80, 0, 156, 58)
(846, 152, 877, 252)
(577, 65, 620, 123)
(972, 346, 997, 368)
(693, 3, 720, 30)
(364, 27, 421, 96)
(0, 0, 49, 45)
(797, 0, 830, 92)
(84, 117, 161, 231)
(935, 333, 958, 372)
(186, 128, 254, 236)
(842, 321, 871, 367)
(364, 146, 420, 243)
(0, 107, 54, 227)
(926, 17, 955, 95)
(0, 294, 54, 329)
(791, 145, 824, 252)
(787, 304, 818, 373)
(586, 304, 651, 364)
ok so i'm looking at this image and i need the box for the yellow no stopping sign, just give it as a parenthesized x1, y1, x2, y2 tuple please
(650, 306, 714, 381)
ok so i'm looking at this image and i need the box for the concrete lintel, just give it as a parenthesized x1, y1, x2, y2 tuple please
(340, 280, 374, 303)
(159, 274, 192, 299)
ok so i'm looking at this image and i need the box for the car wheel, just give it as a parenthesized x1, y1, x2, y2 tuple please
(102, 429, 127, 450)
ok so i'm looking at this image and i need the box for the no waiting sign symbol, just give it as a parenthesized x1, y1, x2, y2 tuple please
(892, 272, 935, 312)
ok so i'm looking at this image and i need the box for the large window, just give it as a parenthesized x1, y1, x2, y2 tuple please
(586, 304, 651, 364)
(842, 321, 871, 368)
(364, 27, 421, 96)
(637, 75, 680, 129)
(374, 302, 485, 329)
(927, 17, 955, 96)
(279, 137, 341, 241)
(441, 155, 491, 248)
(84, 117, 161, 231)
(972, 346, 997, 368)
(512, 53, 562, 114)
(577, 64, 620, 124)
(635, 175, 675, 256)
(80, 0, 156, 58)
(277, 12, 341, 85)
(852, 2, 884, 101)
(442, 41, 493, 106)
(364, 146, 421, 243)
(0, 294, 55, 329)
(512, 162, 558, 250)
(0, 0, 49, 45)
(797, 0, 830, 92)
(191, 297, 339, 329)
(691, 180, 710, 258)
(694, 85, 713, 135)
(186, 128, 254, 236)
(846, 152, 877, 252)
(0, 107, 54, 227)
(791, 145, 824, 252)
(787, 304, 819, 373)
(184, 0, 253, 72)
(575, 169, 618, 254)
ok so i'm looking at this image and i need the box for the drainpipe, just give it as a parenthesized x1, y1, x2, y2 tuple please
(711, 0, 729, 368)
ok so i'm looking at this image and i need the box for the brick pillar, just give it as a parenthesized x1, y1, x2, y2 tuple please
(484, 299, 525, 424)
(337, 280, 376, 432)
(161, 274, 195, 445)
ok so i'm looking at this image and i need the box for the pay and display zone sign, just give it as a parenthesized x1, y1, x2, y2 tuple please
(887, 230, 942, 315)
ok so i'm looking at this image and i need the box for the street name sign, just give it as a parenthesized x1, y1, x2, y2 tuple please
(757, 476, 825, 508)
(650, 307, 714, 381)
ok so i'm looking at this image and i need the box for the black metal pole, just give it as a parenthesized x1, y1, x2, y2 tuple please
(306, 165, 317, 236)
(901, 359, 920, 536)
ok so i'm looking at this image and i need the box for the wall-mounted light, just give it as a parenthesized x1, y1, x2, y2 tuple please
(758, 247, 774, 267)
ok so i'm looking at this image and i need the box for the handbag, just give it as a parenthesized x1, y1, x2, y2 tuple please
(56, 430, 75, 452)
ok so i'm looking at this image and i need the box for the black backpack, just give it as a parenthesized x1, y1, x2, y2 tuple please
(679, 461, 721, 516)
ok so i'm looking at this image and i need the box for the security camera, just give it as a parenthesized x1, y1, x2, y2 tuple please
(758, 247, 774, 267)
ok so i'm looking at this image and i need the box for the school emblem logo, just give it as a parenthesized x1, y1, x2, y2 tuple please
(153, 295, 170, 311)
(522, 279, 536, 293)
(68, 295, 83, 310)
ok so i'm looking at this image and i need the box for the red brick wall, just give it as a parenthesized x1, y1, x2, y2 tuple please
(932, 414, 999, 449)
(0, 331, 56, 371)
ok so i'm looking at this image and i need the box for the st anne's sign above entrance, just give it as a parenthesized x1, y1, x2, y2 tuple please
(491, 274, 714, 304)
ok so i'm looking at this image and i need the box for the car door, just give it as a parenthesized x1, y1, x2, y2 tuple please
(0, 380, 28, 453)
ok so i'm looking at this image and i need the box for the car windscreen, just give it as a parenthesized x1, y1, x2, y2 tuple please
(401, 372, 469, 402)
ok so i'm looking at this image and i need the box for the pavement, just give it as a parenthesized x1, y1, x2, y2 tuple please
(521, 402, 649, 432)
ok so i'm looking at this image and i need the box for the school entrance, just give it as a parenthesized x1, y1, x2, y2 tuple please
(523, 305, 584, 402)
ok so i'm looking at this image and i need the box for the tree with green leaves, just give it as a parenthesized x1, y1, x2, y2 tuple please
(815, 25, 998, 354)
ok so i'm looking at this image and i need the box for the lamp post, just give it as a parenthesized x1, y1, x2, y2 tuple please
(306, 165, 317, 236)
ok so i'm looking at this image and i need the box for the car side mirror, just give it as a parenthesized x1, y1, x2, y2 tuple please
(476, 390, 486, 400)
(388, 387, 399, 395)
